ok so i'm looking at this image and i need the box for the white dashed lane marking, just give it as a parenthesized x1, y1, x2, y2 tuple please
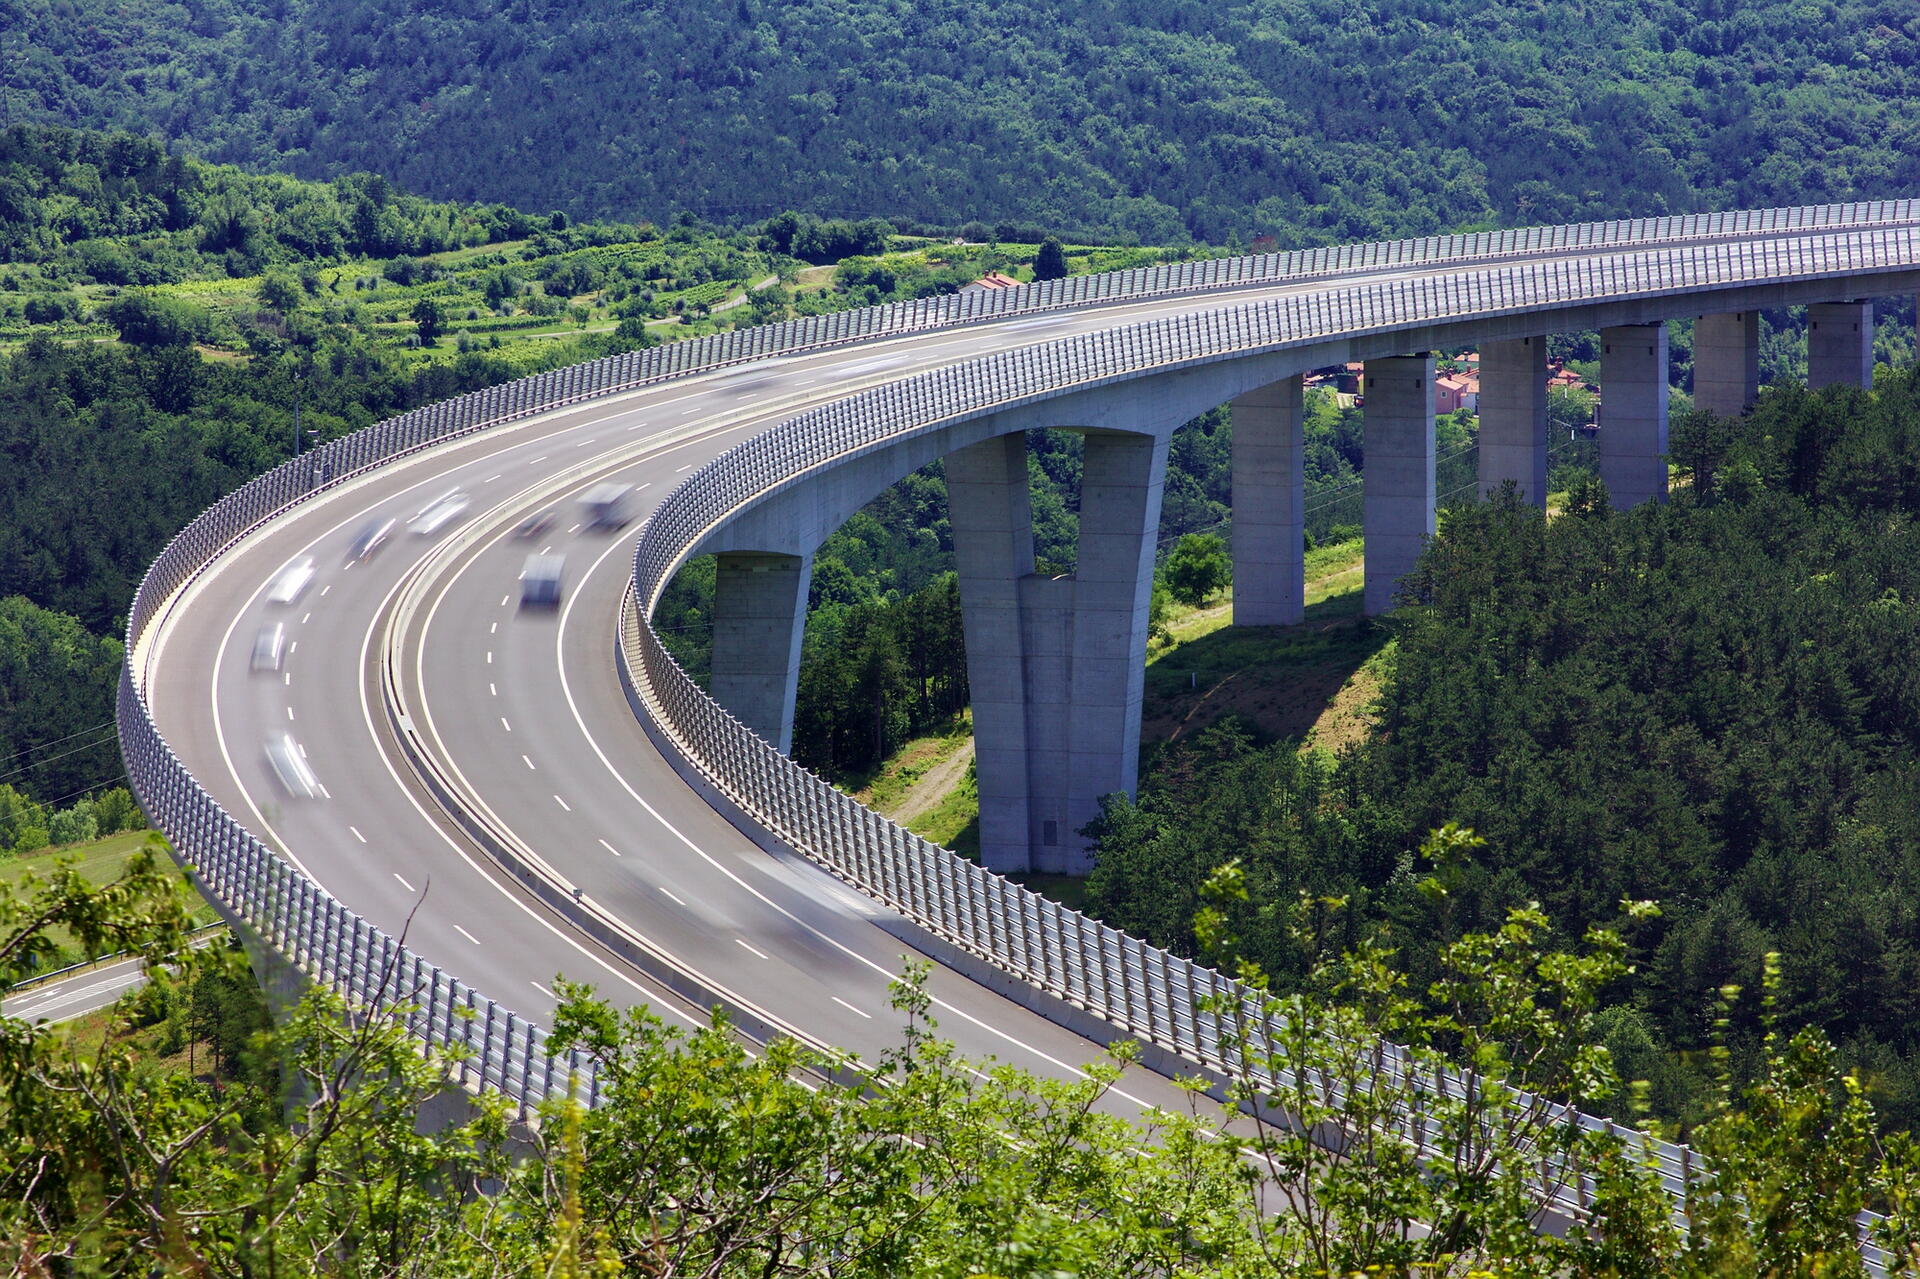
(598, 839, 621, 858)
(553, 794, 571, 812)
(659, 886, 684, 905)
(394, 873, 416, 893)
(349, 826, 366, 843)
(833, 997, 871, 1019)
(736, 939, 769, 960)
(454, 925, 481, 945)
(522, 754, 536, 770)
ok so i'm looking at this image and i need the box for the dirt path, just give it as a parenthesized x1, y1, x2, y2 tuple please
(888, 739, 974, 826)
(713, 275, 780, 313)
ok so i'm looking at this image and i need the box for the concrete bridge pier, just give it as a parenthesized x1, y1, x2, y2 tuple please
(1230, 374, 1305, 626)
(1599, 323, 1670, 507)
(709, 551, 813, 752)
(1476, 337, 1549, 507)
(949, 428, 1169, 874)
(1808, 301, 1874, 390)
(1362, 354, 1436, 616)
(1693, 311, 1761, 417)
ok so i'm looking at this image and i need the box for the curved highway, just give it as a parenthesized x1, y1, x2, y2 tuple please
(136, 204, 1920, 1129)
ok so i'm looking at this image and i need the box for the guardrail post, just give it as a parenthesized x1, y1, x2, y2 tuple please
(480, 1000, 498, 1093)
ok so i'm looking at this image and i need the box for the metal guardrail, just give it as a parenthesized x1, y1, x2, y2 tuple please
(4, 922, 229, 996)
(618, 216, 1920, 1247)
(116, 194, 1917, 1204)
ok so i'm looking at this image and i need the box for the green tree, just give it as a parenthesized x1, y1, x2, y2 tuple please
(101, 293, 205, 347)
(411, 295, 443, 345)
(1162, 531, 1231, 605)
(1031, 236, 1068, 281)
(256, 269, 302, 314)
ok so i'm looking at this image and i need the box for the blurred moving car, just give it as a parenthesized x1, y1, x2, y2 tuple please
(410, 489, 471, 536)
(348, 518, 396, 561)
(520, 553, 566, 608)
(578, 482, 633, 531)
(266, 555, 317, 604)
(250, 622, 287, 672)
(515, 508, 558, 539)
(265, 732, 321, 798)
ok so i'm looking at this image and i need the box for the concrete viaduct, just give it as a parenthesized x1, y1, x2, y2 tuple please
(121, 204, 1920, 1245)
(691, 283, 1900, 878)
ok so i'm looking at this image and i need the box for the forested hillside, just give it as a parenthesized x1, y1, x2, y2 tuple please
(1087, 370, 1920, 1131)
(7, 0, 1918, 242)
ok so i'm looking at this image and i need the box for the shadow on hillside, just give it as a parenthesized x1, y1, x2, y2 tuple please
(1141, 585, 1387, 753)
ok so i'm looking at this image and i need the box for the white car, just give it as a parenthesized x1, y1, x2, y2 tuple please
(265, 732, 321, 798)
(249, 622, 287, 673)
(410, 489, 471, 536)
(266, 555, 317, 604)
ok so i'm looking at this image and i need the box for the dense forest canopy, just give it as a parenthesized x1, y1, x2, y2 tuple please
(6, 0, 1919, 242)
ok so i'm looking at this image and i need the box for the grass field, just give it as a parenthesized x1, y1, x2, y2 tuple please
(2, 828, 217, 963)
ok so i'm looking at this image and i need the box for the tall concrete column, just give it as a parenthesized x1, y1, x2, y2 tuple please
(1062, 430, 1167, 866)
(949, 428, 1168, 874)
(1807, 301, 1874, 390)
(1362, 355, 1435, 616)
(947, 433, 1038, 873)
(709, 551, 812, 752)
(1693, 310, 1760, 417)
(1599, 324, 1670, 508)
(1230, 373, 1305, 626)
(1476, 337, 1548, 507)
